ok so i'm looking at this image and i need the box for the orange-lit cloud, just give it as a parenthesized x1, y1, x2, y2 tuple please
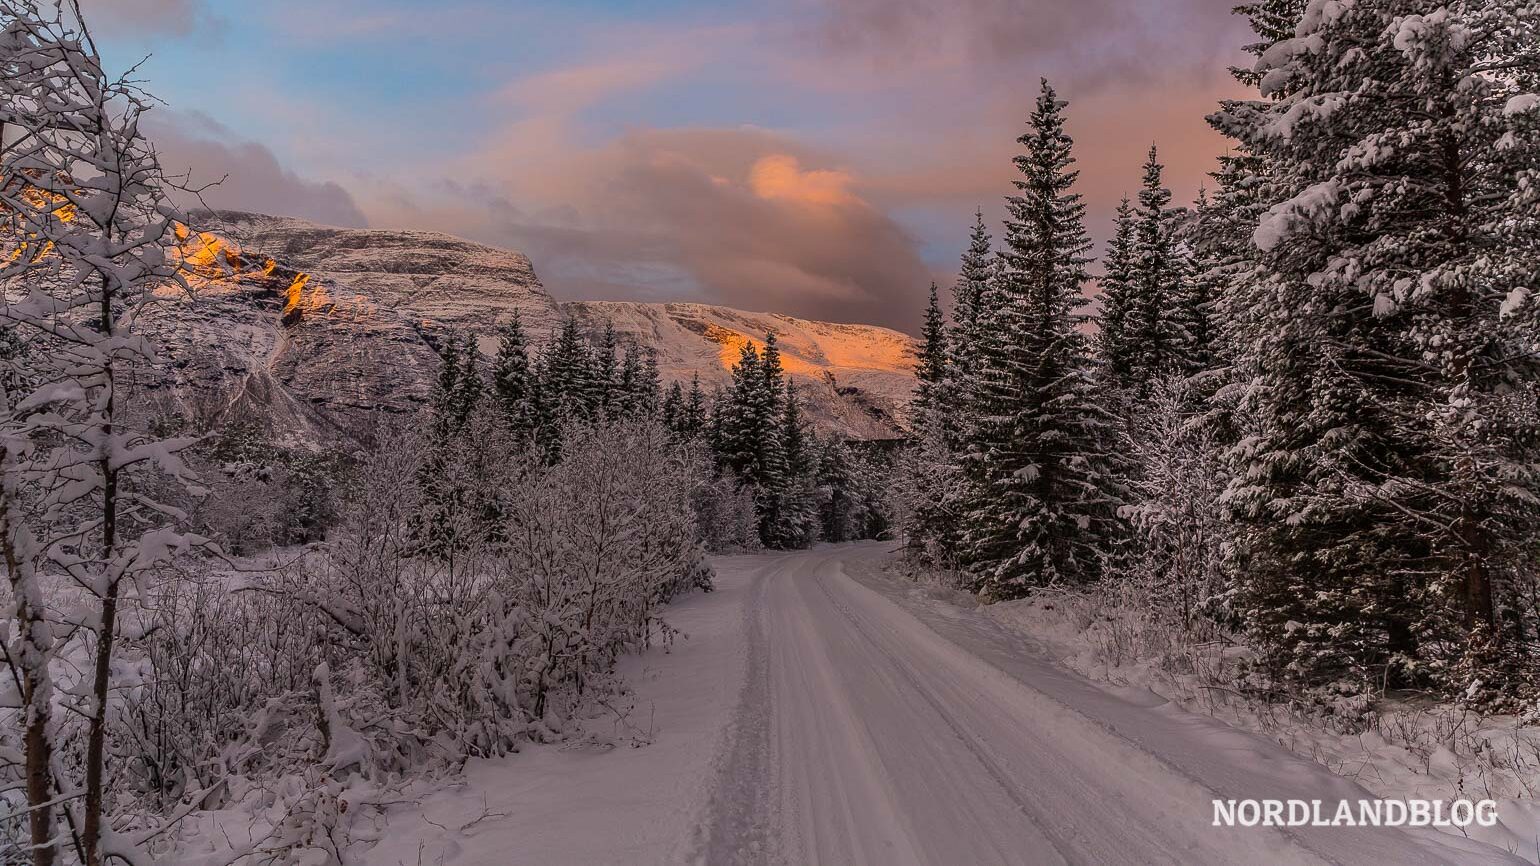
(749, 155, 857, 207)
(139, 0, 1262, 336)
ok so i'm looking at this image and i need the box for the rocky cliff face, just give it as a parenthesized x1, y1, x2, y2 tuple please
(146, 212, 916, 445)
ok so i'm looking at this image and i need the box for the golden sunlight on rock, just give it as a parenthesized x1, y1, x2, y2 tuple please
(703, 322, 837, 378)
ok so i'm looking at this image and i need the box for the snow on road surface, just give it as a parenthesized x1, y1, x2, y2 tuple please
(375, 544, 1527, 866)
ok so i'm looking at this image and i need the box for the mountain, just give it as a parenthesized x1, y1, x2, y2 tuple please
(566, 301, 916, 439)
(149, 211, 917, 445)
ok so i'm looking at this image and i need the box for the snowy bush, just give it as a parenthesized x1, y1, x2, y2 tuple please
(690, 468, 762, 554)
(1118, 380, 1234, 629)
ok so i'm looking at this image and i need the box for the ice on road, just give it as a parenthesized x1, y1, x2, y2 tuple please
(378, 543, 1527, 866)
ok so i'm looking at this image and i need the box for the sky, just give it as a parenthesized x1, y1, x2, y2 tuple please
(89, 0, 1254, 333)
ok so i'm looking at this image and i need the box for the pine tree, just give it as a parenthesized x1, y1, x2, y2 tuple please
(914, 282, 948, 424)
(904, 278, 965, 563)
(756, 334, 789, 489)
(1212, 0, 1540, 696)
(961, 79, 1125, 597)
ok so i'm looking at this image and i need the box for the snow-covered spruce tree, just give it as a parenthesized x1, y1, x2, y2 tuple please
(542, 317, 595, 424)
(491, 309, 536, 442)
(615, 342, 642, 418)
(914, 282, 948, 423)
(718, 342, 775, 484)
(662, 379, 684, 433)
(900, 280, 964, 563)
(637, 348, 661, 416)
(680, 373, 707, 439)
(947, 211, 992, 427)
(960, 80, 1126, 598)
(0, 2, 205, 861)
(1127, 146, 1189, 391)
(1094, 196, 1139, 394)
(767, 380, 821, 548)
(1172, 190, 1223, 381)
(1213, 0, 1540, 698)
(593, 320, 619, 417)
(782, 380, 811, 480)
(417, 331, 490, 553)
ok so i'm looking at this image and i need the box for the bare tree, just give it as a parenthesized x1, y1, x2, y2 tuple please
(0, 2, 200, 863)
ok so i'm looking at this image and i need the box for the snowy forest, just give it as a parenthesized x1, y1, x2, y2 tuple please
(894, 0, 1540, 713)
(2, 0, 1540, 863)
(0, 2, 893, 861)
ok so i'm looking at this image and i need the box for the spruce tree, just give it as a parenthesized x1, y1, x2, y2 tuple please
(961, 79, 1125, 597)
(544, 318, 594, 423)
(1212, 0, 1540, 696)
(1128, 145, 1185, 391)
(720, 343, 775, 483)
(1095, 196, 1139, 392)
(593, 322, 619, 417)
(681, 373, 707, 440)
(491, 311, 534, 439)
(949, 211, 993, 404)
(637, 348, 662, 416)
(450, 334, 484, 428)
(1173, 190, 1221, 379)
(429, 332, 464, 441)
(617, 343, 642, 418)
(784, 381, 810, 479)
(662, 381, 684, 433)
(914, 282, 948, 425)
(761, 332, 785, 406)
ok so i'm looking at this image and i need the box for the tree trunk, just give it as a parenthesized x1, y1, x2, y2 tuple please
(83, 274, 119, 866)
(3, 445, 57, 866)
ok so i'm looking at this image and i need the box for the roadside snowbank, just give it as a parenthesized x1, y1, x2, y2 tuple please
(361, 553, 763, 865)
(875, 552, 1540, 863)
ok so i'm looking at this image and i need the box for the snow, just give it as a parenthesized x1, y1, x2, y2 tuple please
(1506, 94, 1540, 116)
(936, 570, 1540, 863)
(1501, 286, 1531, 319)
(1254, 180, 1341, 252)
(366, 552, 764, 865)
(155, 214, 918, 448)
(366, 544, 1529, 865)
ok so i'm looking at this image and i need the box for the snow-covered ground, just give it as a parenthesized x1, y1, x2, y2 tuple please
(367, 544, 1529, 865)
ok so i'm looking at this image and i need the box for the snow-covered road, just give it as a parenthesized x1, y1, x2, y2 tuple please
(378, 543, 1527, 865)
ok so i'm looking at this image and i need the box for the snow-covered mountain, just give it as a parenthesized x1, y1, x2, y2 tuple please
(567, 301, 917, 440)
(150, 212, 917, 445)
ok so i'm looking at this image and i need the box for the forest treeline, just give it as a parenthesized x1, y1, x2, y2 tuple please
(893, 0, 1540, 711)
